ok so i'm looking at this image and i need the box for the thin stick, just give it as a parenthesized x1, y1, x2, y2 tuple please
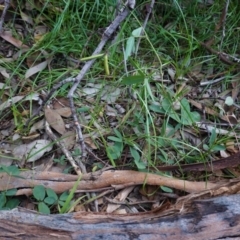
(219, 0, 230, 50)
(67, 7, 131, 161)
(135, 0, 155, 56)
(0, 0, 10, 33)
(45, 120, 83, 175)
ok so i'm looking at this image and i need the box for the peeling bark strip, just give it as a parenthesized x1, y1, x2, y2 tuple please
(156, 151, 240, 172)
(1, 194, 240, 239)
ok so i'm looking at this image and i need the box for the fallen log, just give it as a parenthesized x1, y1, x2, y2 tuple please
(1, 193, 240, 239)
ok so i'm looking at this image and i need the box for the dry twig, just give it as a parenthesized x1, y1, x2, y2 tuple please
(135, 0, 155, 55)
(0, 0, 10, 33)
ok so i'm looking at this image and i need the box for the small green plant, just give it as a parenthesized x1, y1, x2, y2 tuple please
(0, 165, 20, 176)
(33, 185, 69, 214)
(0, 165, 21, 210)
(33, 175, 83, 214)
(106, 129, 146, 169)
(203, 128, 226, 153)
(53, 155, 73, 173)
(59, 175, 82, 214)
(149, 96, 200, 126)
(53, 155, 66, 165)
(0, 189, 20, 210)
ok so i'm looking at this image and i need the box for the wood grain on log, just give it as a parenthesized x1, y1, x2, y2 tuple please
(1, 194, 240, 239)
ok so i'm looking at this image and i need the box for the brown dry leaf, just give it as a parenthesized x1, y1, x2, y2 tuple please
(61, 130, 76, 150)
(220, 150, 230, 158)
(0, 67, 10, 79)
(189, 99, 230, 122)
(0, 31, 29, 49)
(74, 204, 86, 212)
(0, 93, 39, 111)
(52, 97, 70, 108)
(26, 51, 43, 67)
(12, 139, 52, 163)
(21, 133, 40, 141)
(226, 141, 237, 153)
(84, 137, 97, 149)
(29, 119, 45, 134)
(196, 122, 240, 138)
(167, 67, 176, 81)
(106, 186, 134, 213)
(139, 185, 159, 200)
(25, 50, 51, 78)
(45, 108, 66, 134)
(25, 60, 49, 79)
(0, 82, 10, 89)
(55, 107, 72, 118)
(0, 153, 13, 167)
(113, 209, 127, 214)
(231, 76, 240, 100)
(20, 11, 34, 25)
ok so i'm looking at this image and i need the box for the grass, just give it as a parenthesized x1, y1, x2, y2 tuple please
(1, 0, 240, 211)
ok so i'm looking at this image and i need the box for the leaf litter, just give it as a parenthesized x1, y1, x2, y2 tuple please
(0, 0, 240, 217)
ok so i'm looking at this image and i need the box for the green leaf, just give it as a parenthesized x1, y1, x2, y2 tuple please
(5, 188, 17, 196)
(162, 98, 181, 123)
(0, 165, 20, 176)
(46, 188, 58, 201)
(33, 185, 46, 201)
(58, 200, 65, 207)
(59, 176, 82, 214)
(161, 186, 173, 193)
(149, 104, 165, 113)
(180, 98, 192, 125)
(130, 147, 146, 170)
(38, 202, 50, 214)
(130, 147, 140, 162)
(203, 144, 209, 151)
(132, 27, 143, 37)
(211, 145, 225, 152)
(225, 96, 234, 106)
(6, 198, 20, 209)
(125, 36, 135, 60)
(162, 98, 200, 126)
(107, 136, 123, 143)
(0, 193, 6, 208)
(113, 129, 123, 139)
(59, 191, 69, 201)
(77, 106, 90, 113)
(190, 111, 201, 122)
(106, 147, 116, 167)
(44, 196, 56, 205)
(209, 128, 217, 145)
(121, 75, 145, 85)
(134, 160, 146, 170)
(107, 142, 123, 160)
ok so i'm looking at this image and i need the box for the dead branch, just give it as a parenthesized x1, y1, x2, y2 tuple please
(1, 193, 240, 239)
(45, 120, 83, 175)
(0, 170, 217, 196)
(0, 0, 10, 33)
